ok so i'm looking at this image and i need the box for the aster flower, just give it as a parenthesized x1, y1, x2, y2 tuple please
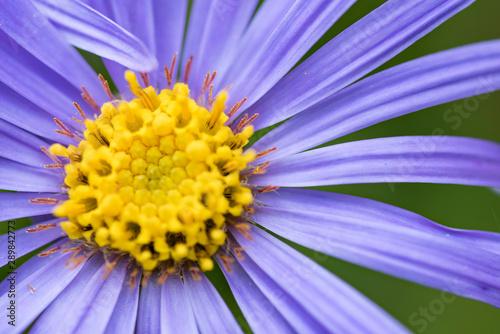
(1, 0, 500, 333)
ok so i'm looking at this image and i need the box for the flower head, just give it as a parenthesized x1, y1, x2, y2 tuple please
(1, 0, 500, 333)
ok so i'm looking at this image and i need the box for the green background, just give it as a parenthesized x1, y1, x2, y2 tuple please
(2, 1, 500, 333)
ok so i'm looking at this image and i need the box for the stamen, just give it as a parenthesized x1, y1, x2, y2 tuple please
(81, 86, 100, 112)
(129, 267, 140, 289)
(26, 223, 58, 233)
(141, 271, 152, 286)
(183, 55, 194, 84)
(164, 53, 178, 89)
(29, 197, 59, 205)
(102, 257, 119, 279)
(40, 146, 63, 169)
(139, 72, 150, 87)
(29, 284, 36, 294)
(256, 147, 277, 159)
(236, 113, 258, 132)
(227, 97, 247, 118)
(38, 245, 63, 257)
(98, 74, 115, 100)
(72, 102, 87, 124)
(54, 118, 80, 140)
(125, 71, 155, 111)
(189, 264, 202, 281)
(258, 185, 279, 194)
(232, 246, 247, 260)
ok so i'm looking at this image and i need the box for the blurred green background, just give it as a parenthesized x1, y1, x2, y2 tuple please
(2, 0, 500, 333)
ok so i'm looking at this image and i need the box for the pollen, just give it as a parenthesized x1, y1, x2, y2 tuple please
(50, 71, 256, 271)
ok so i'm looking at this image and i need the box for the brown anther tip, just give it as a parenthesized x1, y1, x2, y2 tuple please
(227, 97, 247, 118)
(141, 271, 152, 286)
(183, 55, 194, 84)
(256, 147, 277, 159)
(98, 74, 115, 100)
(81, 86, 100, 111)
(29, 198, 59, 205)
(38, 245, 63, 257)
(139, 72, 150, 87)
(257, 185, 279, 194)
(28, 284, 35, 294)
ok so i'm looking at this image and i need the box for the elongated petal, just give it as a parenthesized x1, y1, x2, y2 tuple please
(160, 274, 198, 334)
(182, 0, 259, 96)
(0, 159, 63, 192)
(0, 219, 64, 267)
(74, 257, 129, 334)
(0, 193, 64, 221)
(33, 0, 157, 72)
(0, 0, 107, 103)
(229, 225, 409, 333)
(0, 120, 52, 167)
(136, 272, 162, 334)
(247, 0, 475, 131)
(183, 267, 243, 334)
(30, 254, 106, 333)
(105, 266, 141, 334)
(0, 83, 70, 144)
(253, 40, 500, 160)
(253, 188, 500, 307)
(251, 136, 500, 187)
(215, 254, 295, 334)
(225, 0, 356, 113)
(0, 249, 85, 334)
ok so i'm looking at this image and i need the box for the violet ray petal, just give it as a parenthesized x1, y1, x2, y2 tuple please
(247, 0, 475, 131)
(229, 225, 409, 333)
(252, 40, 500, 161)
(104, 266, 141, 334)
(0, 120, 53, 167)
(182, 0, 259, 97)
(0, 249, 85, 334)
(136, 271, 162, 334)
(160, 274, 198, 334)
(215, 253, 295, 334)
(250, 136, 500, 188)
(33, 0, 158, 72)
(0, 83, 72, 144)
(252, 188, 500, 307)
(0, 219, 65, 268)
(0, 0, 107, 103)
(256, 188, 500, 255)
(74, 257, 129, 334)
(183, 267, 243, 334)
(0, 159, 64, 192)
(225, 0, 356, 117)
(29, 253, 106, 333)
(0, 192, 65, 221)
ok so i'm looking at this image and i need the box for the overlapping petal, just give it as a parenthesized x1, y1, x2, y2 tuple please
(251, 136, 500, 188)
(253, 188, 500, 307)
(246, 0, 475, 131)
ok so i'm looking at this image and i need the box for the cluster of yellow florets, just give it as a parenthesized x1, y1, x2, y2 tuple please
(51, 71, 255, 271)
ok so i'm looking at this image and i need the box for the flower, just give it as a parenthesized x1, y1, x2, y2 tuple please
(1, 0, 500, 333)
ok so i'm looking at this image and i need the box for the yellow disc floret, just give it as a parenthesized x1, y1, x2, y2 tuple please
(52, 71, 255, 271)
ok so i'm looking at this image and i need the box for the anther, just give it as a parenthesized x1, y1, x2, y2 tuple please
(41, 146, 64, 169)
(189, 264, 202, 281)
(38, 245, 63, 257)
(236, 113, 258, 132)
(183, 55, 194, 84)
(81, 86, 100, 112)
(232, 246, 247, 260)
(227, 97, 247, 118)
(29, 284, 36, 294)
(256, 147, 277, 159)
(245, 161, 270, 176)
(54, 118, 80, 140)
(26, 223, 58, 233)
(99, 74, 115, 100)
(164, 53, 178, 89)
(72, 102, 87, 124)
(257, 185, 279, 194)
(141, 271, 152, 286)
(29, 197, 59, 205)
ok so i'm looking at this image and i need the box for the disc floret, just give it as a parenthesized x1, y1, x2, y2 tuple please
(51, 71, 255, 271)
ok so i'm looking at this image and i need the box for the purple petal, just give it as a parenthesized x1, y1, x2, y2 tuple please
(225, 0, 356, 115)
(0, 31, 92, 125)
(0, 83, 71, 144)
(30, 253, 106, 333)
(251, 136, 500, 188)
(247, 0, 475, 131)
(229, 225, 409, 333)
(0, 159, 63, 192)
(253, 188, 500, 307)
(215, 253, 295, 334)
(136, 272, 162, 334)
(0, 247, 85, 333)
(183, 267, 243, 334)
(0, 120, 53, 167)
(252, 40, 500, 161)
(74, 257, 129, 334)
(182, 0, 259, 96)
(33, 0, 158, 72)
(104, 266, 141, 334)
(160, 274, 198, 334)
(0, 0, 107, 103)
(0, 219, 65, 267)
(0, 192, 65, 221)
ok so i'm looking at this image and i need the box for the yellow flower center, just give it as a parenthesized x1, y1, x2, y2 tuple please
(51, 71, 255, 271)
